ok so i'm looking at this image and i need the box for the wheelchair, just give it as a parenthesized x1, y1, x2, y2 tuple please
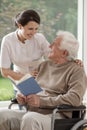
(8, 99, 87, 130)
(8, 98, 18, 109)
(8, 98, 28, 111)
(51, 104, 87, 130)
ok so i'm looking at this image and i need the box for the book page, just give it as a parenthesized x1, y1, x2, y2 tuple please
(8, 73, 32, 85)
(18, 74, 32, 84)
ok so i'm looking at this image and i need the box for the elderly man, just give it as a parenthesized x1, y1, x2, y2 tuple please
(0, 30, 86, 130)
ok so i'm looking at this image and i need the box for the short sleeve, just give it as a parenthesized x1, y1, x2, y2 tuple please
(0, 37, 12, 68)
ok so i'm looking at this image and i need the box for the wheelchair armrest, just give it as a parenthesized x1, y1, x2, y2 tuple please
(52, 104, 86, 119)
(56, 104, 86, 112)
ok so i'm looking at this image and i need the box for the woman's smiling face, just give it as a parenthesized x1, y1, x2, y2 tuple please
(18, 21, 39, 40)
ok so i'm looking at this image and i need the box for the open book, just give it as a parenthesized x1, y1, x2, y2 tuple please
(8, 74, 42, 96)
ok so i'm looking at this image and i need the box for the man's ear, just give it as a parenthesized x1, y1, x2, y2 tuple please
(63, 50, 68, 57)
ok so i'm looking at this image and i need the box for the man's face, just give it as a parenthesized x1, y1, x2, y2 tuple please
(48, 36, 64, 62)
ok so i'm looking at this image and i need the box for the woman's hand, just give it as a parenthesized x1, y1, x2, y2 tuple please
(26, 94, 40, 107)
(75, 59, 83, 67)
(30, 69, 38, 78)
(16, 92, 26, 105)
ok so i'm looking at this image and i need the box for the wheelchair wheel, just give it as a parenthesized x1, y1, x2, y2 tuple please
(71, 119, 87, 130)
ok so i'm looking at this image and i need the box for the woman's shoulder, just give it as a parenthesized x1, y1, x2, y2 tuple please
(3, 31, 16, 40)
(34, 33, 46, 39)
(1, 31, 17, 47)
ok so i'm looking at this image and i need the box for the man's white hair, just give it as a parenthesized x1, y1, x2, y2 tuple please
(56, 30, 79, 60)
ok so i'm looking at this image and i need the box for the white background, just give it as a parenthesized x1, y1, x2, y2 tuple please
(78, 0, 87, 75)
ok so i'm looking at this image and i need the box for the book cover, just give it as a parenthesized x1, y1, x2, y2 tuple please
(8, 74, 42, 96)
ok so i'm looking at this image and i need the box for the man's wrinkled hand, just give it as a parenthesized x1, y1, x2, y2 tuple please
(26, 94, 40, 107)
(16, 92, 27, 105)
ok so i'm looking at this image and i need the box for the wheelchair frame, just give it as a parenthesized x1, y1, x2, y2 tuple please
(8, 99, 87, 130)
(51, 104, 87, 130)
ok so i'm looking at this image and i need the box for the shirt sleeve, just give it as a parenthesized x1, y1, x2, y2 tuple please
(0, 37, 12, 68)
(39, 67, 87, 108)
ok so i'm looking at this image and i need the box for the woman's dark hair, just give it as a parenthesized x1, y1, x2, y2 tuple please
(14, 9, 40, 27)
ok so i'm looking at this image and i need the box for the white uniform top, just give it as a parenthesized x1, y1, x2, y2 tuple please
(0, 30, 50, 91)
(0, 30, 50, 74)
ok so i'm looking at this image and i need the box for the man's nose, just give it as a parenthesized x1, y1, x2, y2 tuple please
(49, 43, 53, 48)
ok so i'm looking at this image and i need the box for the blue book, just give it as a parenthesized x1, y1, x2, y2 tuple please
(8, 74, 42, 96)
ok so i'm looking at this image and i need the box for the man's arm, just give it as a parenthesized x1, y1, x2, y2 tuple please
(39, 68, 86, 108)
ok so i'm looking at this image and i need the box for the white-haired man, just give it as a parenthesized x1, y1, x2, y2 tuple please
(0, 30, 86, 130)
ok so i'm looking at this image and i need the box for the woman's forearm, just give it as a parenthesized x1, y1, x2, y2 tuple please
(1, 68, 24, 80)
